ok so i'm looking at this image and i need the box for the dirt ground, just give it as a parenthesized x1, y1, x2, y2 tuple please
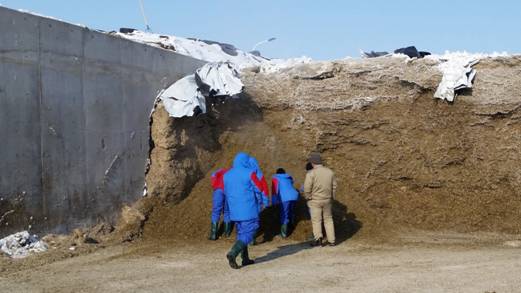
(1, 232, 520, 293)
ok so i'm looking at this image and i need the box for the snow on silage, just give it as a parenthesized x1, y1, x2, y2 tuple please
(114, 30, 313, 74)
(116, 30, 312, 117)
(117, 30, 515, 108)
(114, 30, 265, 70)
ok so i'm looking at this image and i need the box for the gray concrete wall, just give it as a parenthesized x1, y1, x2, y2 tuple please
(0, 6, 205, 237)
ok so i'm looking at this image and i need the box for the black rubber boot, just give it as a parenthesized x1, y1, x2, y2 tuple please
(208, 222, 218, 240)
(280, 224, 288, 238)
(223, 222, 233, 238)
(241, 246, 255, 266)
(226, 241, 245, 269)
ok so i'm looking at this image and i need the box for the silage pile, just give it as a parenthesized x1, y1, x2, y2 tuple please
(112, 25, 521, 243)
(141, 54, 521, 243)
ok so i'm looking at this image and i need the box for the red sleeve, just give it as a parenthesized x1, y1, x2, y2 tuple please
(251, 172, 263, 192)
(251, 173, 269, 197)
(260, 176, 269, 197)
(271, 178, 279, 196)
(211, 168, 228, 190)
(211, 174, 218, 190)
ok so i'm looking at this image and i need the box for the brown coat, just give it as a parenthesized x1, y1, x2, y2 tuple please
(304, 165, 337, 201)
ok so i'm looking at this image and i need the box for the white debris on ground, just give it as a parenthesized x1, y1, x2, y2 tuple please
(0, 231, 48, 258)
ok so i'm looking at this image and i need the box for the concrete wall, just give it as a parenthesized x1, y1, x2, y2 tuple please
(0, 7, 205, 237)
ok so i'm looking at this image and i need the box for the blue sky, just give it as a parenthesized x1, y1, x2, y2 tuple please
(1, 0, 520, 59)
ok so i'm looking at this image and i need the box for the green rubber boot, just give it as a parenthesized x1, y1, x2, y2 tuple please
(280, 224, 288, 238)
(208, 222, 218, 241)
(226, 241, 246, 269)
(223, 222, 233, 238)
(241, 245, 255, 266)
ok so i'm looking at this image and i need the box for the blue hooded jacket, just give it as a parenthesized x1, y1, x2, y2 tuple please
(272, 173, 299, 204)
(224, 153, 262, 221)
(248, 157, 270, 207)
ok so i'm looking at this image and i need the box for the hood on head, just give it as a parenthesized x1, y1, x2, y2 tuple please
(233, 152, 251, 168)
(275, 173, 292, 180)
(248, 157, 260, 171)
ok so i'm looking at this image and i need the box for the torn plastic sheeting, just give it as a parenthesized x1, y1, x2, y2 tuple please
(0, 231, 48, 258)
(195, 62, 243, 98)
(434, 58, 479, 102)
(159, 62, 244, 118)
(159, 74, 206, 118)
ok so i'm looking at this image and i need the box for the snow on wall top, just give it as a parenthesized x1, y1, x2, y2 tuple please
(114, 30, 313, 73)
(114, 31, 264, 69)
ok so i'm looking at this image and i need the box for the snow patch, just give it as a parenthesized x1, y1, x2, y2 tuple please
(115, 30, 314, 74)
(427, 51, 510, 61)
(259, 57, 313, 74)
(114, 31, 265, 70)
(15, 8, 87, 27)
(0, 231, 48, 258)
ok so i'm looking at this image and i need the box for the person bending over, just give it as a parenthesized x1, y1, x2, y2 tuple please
(271, 168, 299, 238)
(208, 168, 231, 240)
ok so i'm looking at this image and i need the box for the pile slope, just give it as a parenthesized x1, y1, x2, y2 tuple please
(142, 56, 521, 242)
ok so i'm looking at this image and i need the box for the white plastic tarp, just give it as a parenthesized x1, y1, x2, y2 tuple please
(160, 62, 244, 118)
(195, 62, 243, 97)
(159, 74, 206, 118)
(434, 58, 479, 102)
(0, 231, 48, 258)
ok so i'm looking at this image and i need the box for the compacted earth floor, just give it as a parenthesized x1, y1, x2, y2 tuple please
(1, 232, 520, 293)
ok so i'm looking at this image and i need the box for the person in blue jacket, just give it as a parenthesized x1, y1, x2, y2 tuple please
(247, 156, 270, 245)
(208, 168, 231, 240)
(248, 157, 270, 208)
(271, 168, 299, 238)
(224, 152, 264, 269)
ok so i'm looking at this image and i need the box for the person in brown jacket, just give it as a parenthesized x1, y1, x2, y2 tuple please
(304, 152, 337, 247)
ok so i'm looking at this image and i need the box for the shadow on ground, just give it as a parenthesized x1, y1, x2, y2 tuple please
(252, 198, 363, 264)
(333, 199, 362, 245)
(254, 197, 362, 245)
(252, 197, 363, 246)
(254, 242, 313, 264)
